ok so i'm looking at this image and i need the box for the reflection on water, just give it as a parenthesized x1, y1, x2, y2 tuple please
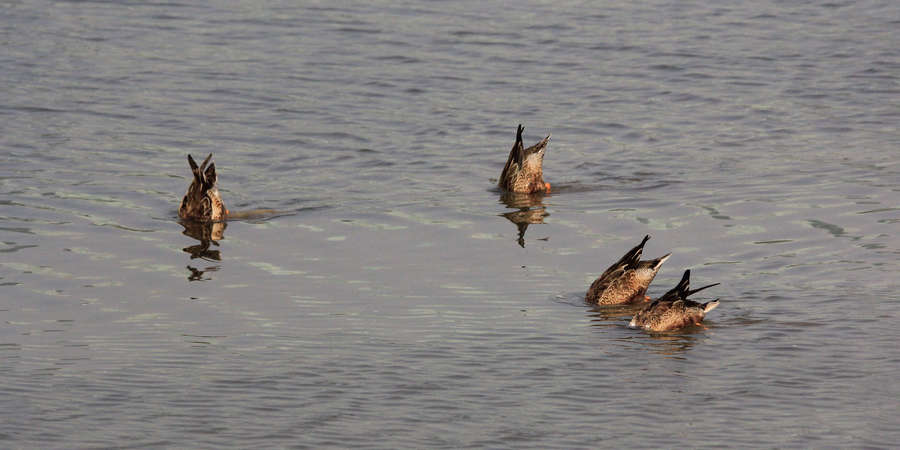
(181, 221, 226, 281)
(499, 191, 548, 248)
(186, 264, 219, 282)
(642, 332, 699, 357)
(588, 303, 644, 324)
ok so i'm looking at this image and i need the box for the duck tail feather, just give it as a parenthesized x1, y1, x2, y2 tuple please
(687, 282, 720, 297)
(649, 252, 672, 269)
(623, 234, 651, 267)
(675, 269, 691, 294)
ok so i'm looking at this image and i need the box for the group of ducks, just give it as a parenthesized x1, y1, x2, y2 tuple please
(584, 234, 721, 331)
(178, 125, 722, 332)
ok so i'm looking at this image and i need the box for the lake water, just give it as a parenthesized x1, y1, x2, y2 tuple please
(3, 0, 900, 447)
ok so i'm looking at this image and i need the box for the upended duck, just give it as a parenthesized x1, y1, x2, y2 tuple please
(179, 153, 228, 222)
(585, 235, 671, 305)
(499, 124, 551, 194)
(629, 269, 720, 332)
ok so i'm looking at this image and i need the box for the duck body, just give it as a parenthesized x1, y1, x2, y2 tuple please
(499, 124, 551, 194)
(585, 235, 671, 305)
(629, 269, 720, 332)
(178, 153, 228, 222)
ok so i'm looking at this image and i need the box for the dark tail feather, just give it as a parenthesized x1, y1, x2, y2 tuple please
(514, 125, 525, 162)
(187, 154, 203, 183)
(621, 234, 651, 267)
(657, 269, 692, 302)
(188, 154, 199, 173)
(203, 162, 217, 188)
(675, 269, 691, 293)
(631, 234, 651, 256)
(661, 270, 719, 301)
(198, 153, 213, 175)
(687, 282, 720, 297)
(500, 126, 524, 185)
(508, 124, 526, 166)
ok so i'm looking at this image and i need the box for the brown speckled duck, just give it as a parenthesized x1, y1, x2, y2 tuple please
(629, 269, 720, 332)
(585, 235, 671, 305)
(499, 124, 551, 194)
(179, 153, 228, 222)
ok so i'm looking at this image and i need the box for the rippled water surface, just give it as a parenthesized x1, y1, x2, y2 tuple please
(3, 1, 900, 447)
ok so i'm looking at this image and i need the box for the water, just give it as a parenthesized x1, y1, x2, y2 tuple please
(3, 0, 900, 447)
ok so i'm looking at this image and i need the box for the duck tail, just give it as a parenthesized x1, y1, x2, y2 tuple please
(187, 154, 201, 182)
(687, 282, 720, 298)
(188, 153, 214, 185)
(512, 124, 525, 161)
(500, 126, 525, 186)
(655, 269, 689, 302)
(648, 252, 671, 270)
(198, 153, 213, 174)
(674, 269, 691, 295)
(528, 134, 551, 154)
(623, 234, 651, 267)
(639, 234, 651, 248)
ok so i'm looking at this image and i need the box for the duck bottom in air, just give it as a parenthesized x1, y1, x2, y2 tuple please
(629, 269, 720, 332)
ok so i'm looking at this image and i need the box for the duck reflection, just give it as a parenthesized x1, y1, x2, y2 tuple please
(187, 264, 220, 281)
(499, 191, 548, 248)
(587, 303, 642, 324)
(642, 332, 698, 356)
(180, 220, 225, 281)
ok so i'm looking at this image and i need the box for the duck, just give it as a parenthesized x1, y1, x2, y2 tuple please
(585, 235, 671, 305)
(499, 124, 551, 194)
(629, 269, 720, 332)
(178, 153, 228, 222)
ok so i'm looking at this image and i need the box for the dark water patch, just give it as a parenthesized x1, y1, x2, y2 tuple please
(362, 80, 396, 90)
(666, 92, 723, 104)
(753, 239, 793, 245)
(335, 27, 381, 35)
(0, 227, 35, 235)
(4, 105, 68, 114)
(0, 244, 39, 253)
(449, 30, 522, 39)
(596, 121, 628, 130)
(459, 40, 527, 49)
(649, 64, 686, 72)
(429, 74, 471, 83)
(807, 219, 847, 237)
(486, 55, 540, 65)
(372, 55, 422, 64)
